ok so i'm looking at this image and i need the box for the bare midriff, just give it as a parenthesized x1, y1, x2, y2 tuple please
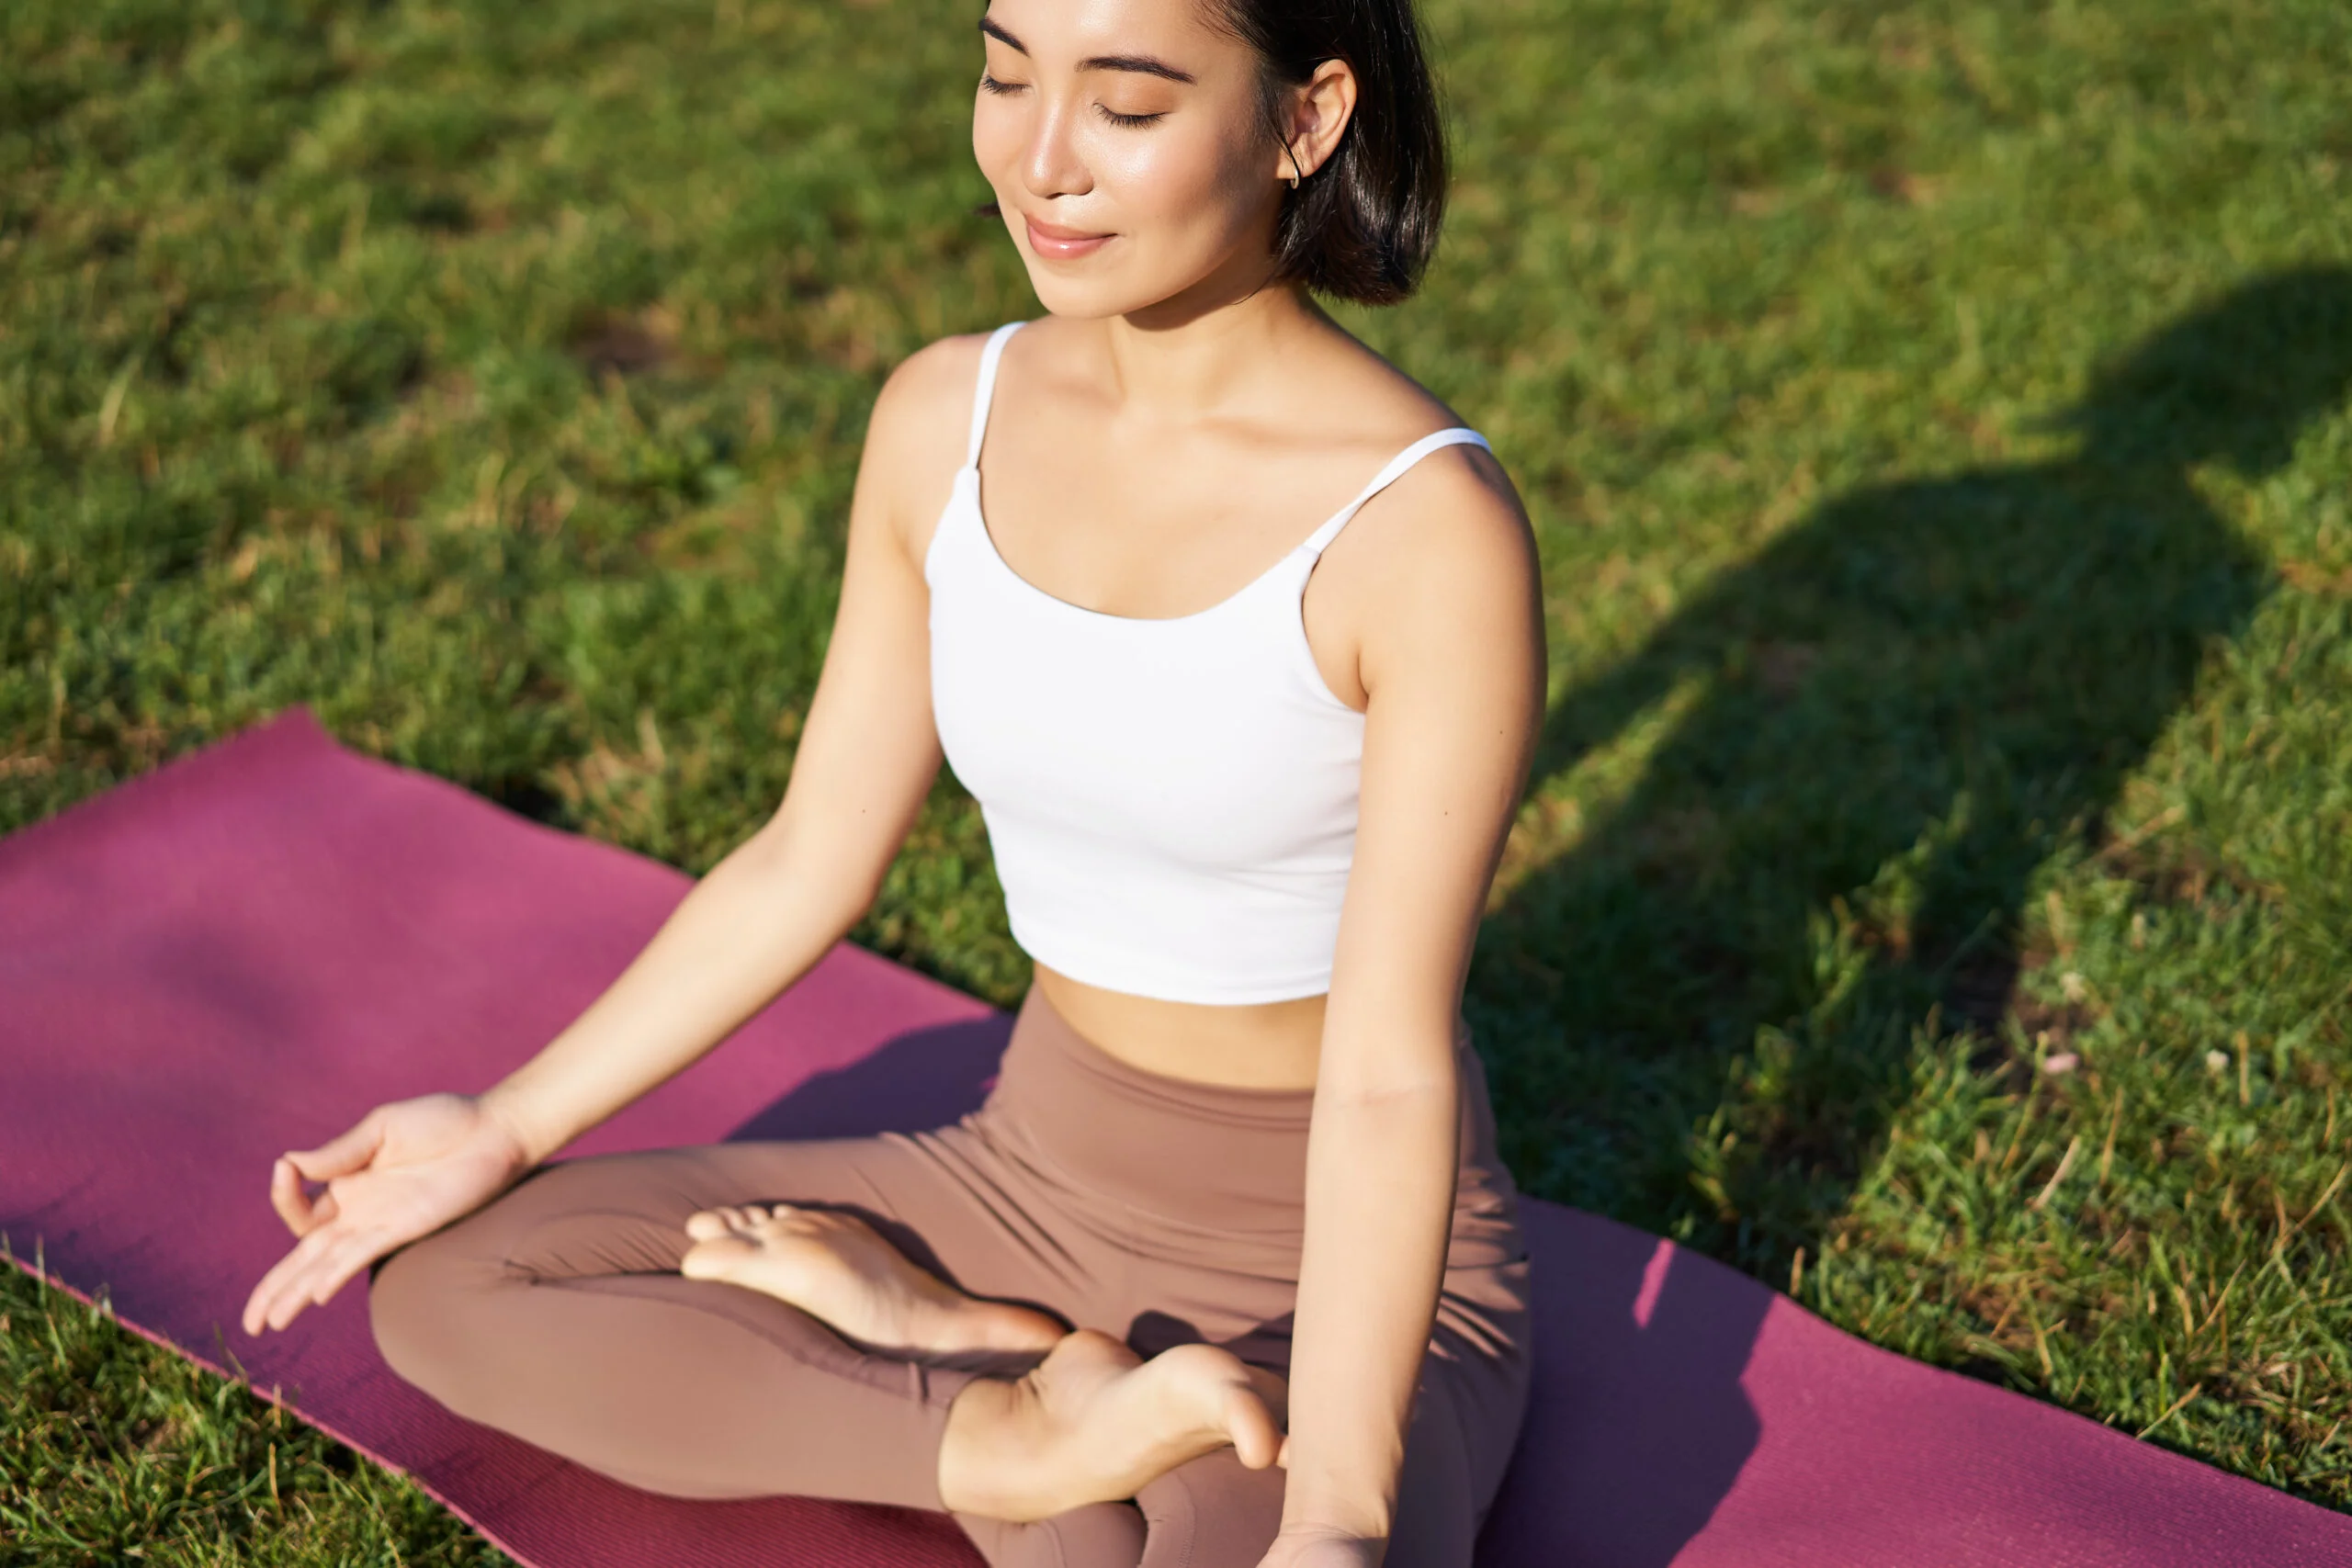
(1029, 964, 1328, 1091)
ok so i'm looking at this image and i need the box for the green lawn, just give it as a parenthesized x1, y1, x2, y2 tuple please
(5, 0, 2350, 1559)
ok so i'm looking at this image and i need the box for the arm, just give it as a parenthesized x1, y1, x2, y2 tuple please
(478, 354, 967, 1163)
(240, 339, 980, 1334)
(1273, 451, 1544, 1561)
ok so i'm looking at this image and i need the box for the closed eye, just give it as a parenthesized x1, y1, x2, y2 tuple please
(1097, 105, 1165, 129)
(980, 73, 1026, 96)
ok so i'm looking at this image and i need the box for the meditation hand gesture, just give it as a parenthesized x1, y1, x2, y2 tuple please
(241, 1093, 537, 1336)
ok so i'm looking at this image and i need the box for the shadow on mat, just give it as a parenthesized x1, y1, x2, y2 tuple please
(1477, 264, 2352, 1287)
(723, 1015, 1012, 1145)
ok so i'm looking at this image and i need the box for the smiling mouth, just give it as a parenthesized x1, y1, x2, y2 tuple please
(1023, 214, 1114, 260)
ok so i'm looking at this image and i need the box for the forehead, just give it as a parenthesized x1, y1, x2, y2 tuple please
(980, 0, 1242, 69)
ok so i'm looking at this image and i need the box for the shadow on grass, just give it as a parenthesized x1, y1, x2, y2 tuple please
(1476, 264, 2352, 1282)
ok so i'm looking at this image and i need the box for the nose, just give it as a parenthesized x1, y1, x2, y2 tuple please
(1020, 93, 1093, 204)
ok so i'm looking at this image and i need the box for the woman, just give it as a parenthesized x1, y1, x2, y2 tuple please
(240, 1, 1545, 1563)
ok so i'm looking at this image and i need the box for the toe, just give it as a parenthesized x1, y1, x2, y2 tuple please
(1223, 1384, 1283, 1470)
(678, 1235, 752, 1280)
(683, 1209, 731, 1241)
(1243, 1363, 1291, 1426)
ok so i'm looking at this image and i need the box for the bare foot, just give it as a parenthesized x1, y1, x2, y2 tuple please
(937, 1329, 1289, 1521)
(678, 1203, 1066, 1357)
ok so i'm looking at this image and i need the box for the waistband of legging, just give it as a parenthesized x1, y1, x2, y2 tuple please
(975, 981, 1475, 1226)
(1000, 982, 1474, 1113)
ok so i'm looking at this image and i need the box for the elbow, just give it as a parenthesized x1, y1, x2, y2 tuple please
(1314, 1016, 1467, 1109)
(722, 822, 883, 936)
(1317, 1069, 1459, 1115)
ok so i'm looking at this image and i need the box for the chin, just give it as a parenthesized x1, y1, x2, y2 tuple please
(1019, 273, 1141, 320)
(1007, 227, 1254, 322)
(1022, 261, 1274, 323)
(1013, 252, 1175, 321)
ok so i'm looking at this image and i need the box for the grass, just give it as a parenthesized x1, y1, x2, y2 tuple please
(5, 0, 2351, 1558)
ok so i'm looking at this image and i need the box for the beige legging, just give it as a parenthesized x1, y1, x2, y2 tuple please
(368, 983, 1535, 1567)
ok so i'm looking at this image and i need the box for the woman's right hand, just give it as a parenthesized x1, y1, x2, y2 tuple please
(240, 1092, 538, 1337)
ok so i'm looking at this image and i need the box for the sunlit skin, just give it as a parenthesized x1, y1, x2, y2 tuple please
(242, 3, 1544, 1564)
(974, 0, 1330, 325)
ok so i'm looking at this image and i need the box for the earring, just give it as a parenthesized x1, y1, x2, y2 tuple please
(1285, 142, 1306, 190)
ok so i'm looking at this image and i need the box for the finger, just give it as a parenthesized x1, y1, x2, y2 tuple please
(284, 1108, 387, 1184)
(299, 1228, 390, 1316)
(254, 1220, 357, 1332)
(241, 1269, 279, 1337)
(269, 1156, 318, 1237)
(253, 1213, 371, 1333)
(267, 1240, 356, 1333)
(269, 1160, 346, 1237)
(243, 1223, 345, 1335)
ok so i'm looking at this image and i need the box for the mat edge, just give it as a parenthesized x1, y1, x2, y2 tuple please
(0, 1241, 554, 1568)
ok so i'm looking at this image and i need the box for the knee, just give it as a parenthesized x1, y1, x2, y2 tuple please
(368, 1224, 501, 1405)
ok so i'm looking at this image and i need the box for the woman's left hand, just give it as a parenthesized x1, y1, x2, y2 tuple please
(1252, 1524, 1384, 1568)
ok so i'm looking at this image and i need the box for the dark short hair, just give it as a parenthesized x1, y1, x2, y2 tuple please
(1215, 0, 1449, 305)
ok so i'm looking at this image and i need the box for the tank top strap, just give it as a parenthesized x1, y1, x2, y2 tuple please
(966, 321, 1030, 468)
(1296, 427, 1491, 560)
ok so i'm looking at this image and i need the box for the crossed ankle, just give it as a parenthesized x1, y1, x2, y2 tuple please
(934, 1332, 1284, 1522)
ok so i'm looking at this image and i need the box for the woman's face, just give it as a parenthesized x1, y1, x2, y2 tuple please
(972, 0, 1289, 320)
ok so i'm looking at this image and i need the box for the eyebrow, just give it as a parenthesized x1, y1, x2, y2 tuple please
(978, 17, 1197, 85)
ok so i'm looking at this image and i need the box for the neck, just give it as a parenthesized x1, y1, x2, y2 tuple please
(1089, 273, 1335, 423)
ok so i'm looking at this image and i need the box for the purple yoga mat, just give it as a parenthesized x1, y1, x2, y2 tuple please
(3, 709, 2344, 1568)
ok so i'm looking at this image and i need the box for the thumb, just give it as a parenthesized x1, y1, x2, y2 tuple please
(284, 1107, 387, 1184)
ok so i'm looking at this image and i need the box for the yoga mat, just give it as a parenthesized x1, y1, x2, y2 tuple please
(3, 708, 2344, 1568)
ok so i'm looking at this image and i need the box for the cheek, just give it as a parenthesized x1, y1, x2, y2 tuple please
(972, 96, 1024, 187)
(1105, 125, 1263, 238)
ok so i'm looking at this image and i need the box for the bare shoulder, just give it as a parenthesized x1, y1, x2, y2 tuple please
(1324, 337, 1532, 579)
(857, 332, 994, 560)
(1379, 434, 1532, 578)
(1327, 416, 1541, 645)
(874, 332, 992, 431)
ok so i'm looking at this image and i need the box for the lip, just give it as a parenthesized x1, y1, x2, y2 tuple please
(1023, 213, 1114, 260)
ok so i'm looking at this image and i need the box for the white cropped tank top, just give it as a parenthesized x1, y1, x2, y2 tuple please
(924, 321, 1491, 1004)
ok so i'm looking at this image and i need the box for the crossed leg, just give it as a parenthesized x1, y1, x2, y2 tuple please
(367, 1137, 1288, 1565)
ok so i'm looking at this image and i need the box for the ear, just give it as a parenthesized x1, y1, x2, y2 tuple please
(1273, 59, 1358, 186)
